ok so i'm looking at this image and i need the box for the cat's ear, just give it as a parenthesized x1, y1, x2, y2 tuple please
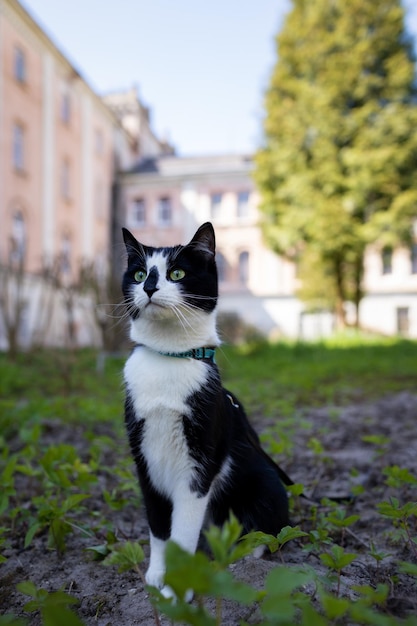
(122, 228, 145, 261)
(188, 222, 216, 258)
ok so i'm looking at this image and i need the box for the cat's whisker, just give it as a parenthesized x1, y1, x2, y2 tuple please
(175, 301, 211, 318)
(180, 293, 217, 302)
(167, 244, 183, 265)
(96, 302, 129, 321)
(170, 304, 198, 334)
(171, 302, 205, 323)
(97, 301, 126, 308)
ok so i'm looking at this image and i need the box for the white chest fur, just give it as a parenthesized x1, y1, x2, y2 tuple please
(124, 348, 209, 498)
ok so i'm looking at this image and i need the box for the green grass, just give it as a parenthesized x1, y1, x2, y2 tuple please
(217, 335, 417, 414)
(1, 335, 416, 406)
(1, 336, 416, 438)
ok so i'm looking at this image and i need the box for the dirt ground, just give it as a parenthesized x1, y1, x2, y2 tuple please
(2, 391, 417, 625)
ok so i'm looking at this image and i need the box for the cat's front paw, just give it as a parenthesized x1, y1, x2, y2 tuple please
(252, 544, 267, 558)
(161, 585, 194, 603)
(145, 567, 165, 589)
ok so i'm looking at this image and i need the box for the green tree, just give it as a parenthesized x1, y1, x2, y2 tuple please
(255, 0, 417, 327)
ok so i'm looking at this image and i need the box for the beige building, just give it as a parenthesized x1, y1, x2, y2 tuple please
(120, 153, 298, 298)
(1, 0, 124, 278)
(0, 0, 168, 349)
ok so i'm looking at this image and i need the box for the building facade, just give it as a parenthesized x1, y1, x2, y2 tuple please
(0, 0, 166, 348)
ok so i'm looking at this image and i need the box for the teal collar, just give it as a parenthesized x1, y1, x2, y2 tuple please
(136, 344, 216, 362)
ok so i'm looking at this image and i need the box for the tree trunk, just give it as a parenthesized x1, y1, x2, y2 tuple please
(353, 253, 364, 329)
(333, 258, 347, 329)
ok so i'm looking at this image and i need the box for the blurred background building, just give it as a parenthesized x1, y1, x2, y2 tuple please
(1, 0, 416, 351)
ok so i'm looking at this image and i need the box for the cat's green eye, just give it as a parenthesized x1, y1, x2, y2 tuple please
(134, 269, 147, 283)
(170, 268, 186, 281)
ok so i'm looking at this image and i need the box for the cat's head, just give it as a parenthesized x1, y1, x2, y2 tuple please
(122, 223, 219, 346)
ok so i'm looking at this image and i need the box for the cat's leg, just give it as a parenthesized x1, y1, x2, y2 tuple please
(160, 489, 210, 600)
(143, 485, 173, 589)
(212, 456, 289, 538)
(170, 490, 210, 552)
(146, 533, 167, 588)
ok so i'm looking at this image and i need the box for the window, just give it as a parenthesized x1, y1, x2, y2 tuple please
(14, 46, 26, 83)
(238, 251, 250, 285)
(237, 191, 250, 219)
(10, 211, 26, 265)
(158, 197, 172, 225)
(13, 123, 25, 171)
(61, 92, 71, 124)
(210, 193, 222, 220)
(411, 243, 417, 274)
(382, 246, 392, 274)
(131, 198, 146, 226)
(61, 159, 71, 200)
(216, 251, 227, 282)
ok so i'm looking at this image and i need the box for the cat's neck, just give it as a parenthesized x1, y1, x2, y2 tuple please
(129, 311, 220, 353)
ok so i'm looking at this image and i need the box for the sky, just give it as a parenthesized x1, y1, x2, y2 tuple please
(20, 0, 417, 157)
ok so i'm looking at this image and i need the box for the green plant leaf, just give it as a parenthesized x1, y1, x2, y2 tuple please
(24, 522, 41, 549)
(102, 541, 144, 573)
(240, 530, 279, 553)
(151, 588, 216, 626)
(163, 541, 259, 604)
(61, 494, 90, 514)
(276, 525, 309, 547)
(41, 605, 85, 626)
(383, 465, 417, 488)
(398, 561, 417, 577)
(320, 591, 350, 619)
(320, 545, 358, 571)
(351, 584, 389, 607)
(204, 514, 250, 565)
(16, 581, 39, 598)
(287, 483, 305, 497)
(0, 615, 28, 626)
(261, 566, 315, 622)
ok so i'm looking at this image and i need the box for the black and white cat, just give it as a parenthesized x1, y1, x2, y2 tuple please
(122, 222, 289, 596)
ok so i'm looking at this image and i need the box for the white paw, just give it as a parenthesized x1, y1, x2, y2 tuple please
(252, 544, 267, 558)
(184, 589, 194, 603)
(160, 585, 175, 600)
(145, 567, 165, 589)
(160, 585, 194, 603)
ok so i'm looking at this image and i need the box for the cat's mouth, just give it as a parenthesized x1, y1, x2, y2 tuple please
(145, 300, 165, 309)
(142, 300, 173, 320)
